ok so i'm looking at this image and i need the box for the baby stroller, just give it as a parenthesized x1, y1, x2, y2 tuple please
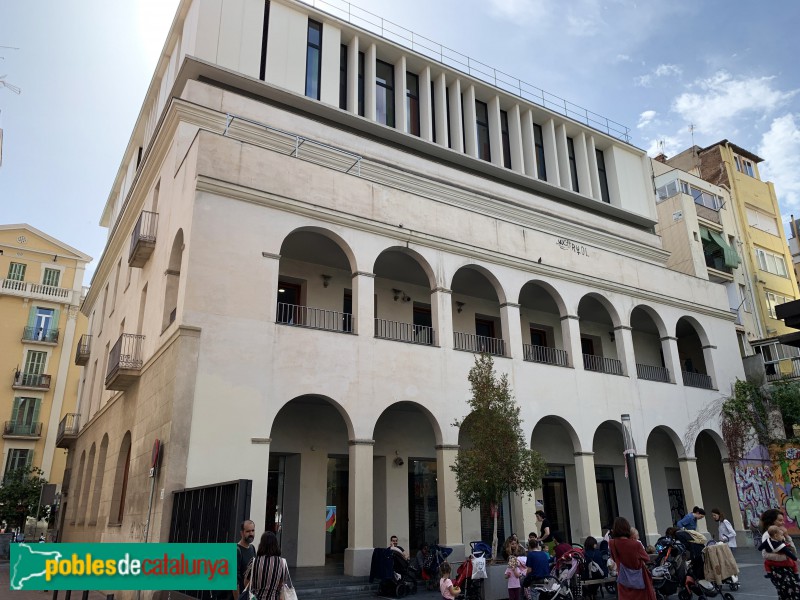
(673, 531, 735, 600)
(454, 541, 492, 600)
(555, 546, 586, 599)
(369, 547, 417, 597)
(650, 536, 687, 598)
(419, 545, 452, 591)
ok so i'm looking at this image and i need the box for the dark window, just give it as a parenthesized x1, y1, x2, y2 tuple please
(567, 137, 579, 192)
(376, 59, 395, 127)
(305, 20, 322, 100)
(446, 87, 452, 149)
(581, 337, 595, 355)
(413, 304, 433, 345)
(461, 94, 466, 152)
(259, 1, 271, 81)
(533, 123, 547, 180)
(530, 328, 548, 347)
(343, 290, 353, 333)
(339, 44, 348, 110)
(430, 81, 436, 144)
(406, 72, 420, 136)
(357, 52, 365, 117)
(596, 149, 610, 203)
(475, 318, 495, 339)
(277, 281, 302, 325)
(476, 101, 490, 162)
(500, 110, 511, 168)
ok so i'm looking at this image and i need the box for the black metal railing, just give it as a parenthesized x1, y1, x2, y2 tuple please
(453, 331, 505, 356)
(4, 421, 42, 437)
(107, 333, 145, 379)
(129, 210, 158, 266)
(522, 344, 568, 367)
(636, 363, 670, 382)
(276, 302, 354, 333)
(75, 334, 92, 365)
(57, 413, 80, 444)
(682, 370, 713, 389)
(13, 373, 52, 389)
(22, 327, 59, 343)
(583, 354, 624, 375)
(374, 318, 434, 345)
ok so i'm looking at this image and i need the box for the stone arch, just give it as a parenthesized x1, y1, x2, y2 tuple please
(531, 415, 582, 453)
(279, 226, 358, 274)
(518, 280, 569, 317)
(450, 263, 508, 305)
(77, 442, 96, 526)
(646, 426, 687, 533)
(89, 434, 109, 526)
(695, 429, 733, 538)
(578, 293, 624, 373)
(70, 450, 86, 524)
(109, 431, 132, 525)
(578, 292, 622, 328)
(592, 421, 631, 531)
(676, 316, 715, 387)
(676, 316, 711, 347)
(268, 393, 355, 442)
(629, 304, 668, 339)
(372, 247, 436, 290)
(162, 229, 183, 329)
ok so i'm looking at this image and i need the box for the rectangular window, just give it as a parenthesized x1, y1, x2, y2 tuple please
(596, 149, 610, 203)
(42, 267, 60, 287)
(406, 72, 420, 136)
(375, 59, 395, 127)
(259, 0, 271, 81)
(735, 155, 755, 177)
(475, 100, 490, 162)
(24, 350, 47, 375)
(739, 284, 751, 312)
(305, 20, 322, 100)
(357, 51, 365, 117)
(734, 156, 742, 172)
(4, 449, 33, 477)
(690, 185, 720, 211)
(756, 248, 789, 278)
(339, 44, 348, 110)
(533, 123, 546, 180)
(500, 110, 511, 168)
(567, 136, 579, 192)
(446, 87, 452, 149)
(8, 262, 26, 281)
(767, 291, 793, 319)
(744, 160, 755, 177)
(747, 207, 780, 236)
(530, 327, 548, 347)
(430, 81, 437, 144)
(11, 397, 41, 435)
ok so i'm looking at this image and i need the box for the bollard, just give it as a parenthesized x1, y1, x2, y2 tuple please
(82, 592, 89, 600)
(107, 595, 115, 600)
(65, 592, 71, 600)
(52, 591, 59, 600)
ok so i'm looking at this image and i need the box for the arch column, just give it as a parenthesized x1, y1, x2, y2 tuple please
(615, 325, 636, 377)
(500, 302, 522, 359)
(432, 287, 453, 349)
(346, 439, 374, 576)
(561, 314, 583, 369)
(352, 271, 375, 336)
(262, 252, 282, 324)
(660, 336, 682, 384)
(722, 459, 746, 533)
(436, 444, 464, 557)
(635, 454, 660, 543)
(678, 457, 708, 534)
(702, 344, 718, 388)
(573, 451, 602, 540)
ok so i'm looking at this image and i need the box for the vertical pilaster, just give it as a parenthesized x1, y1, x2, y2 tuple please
(574, 132, 592, 196)
(262, 252, 282, 324)
(419, 66, 432, 141)
(500, 302, 522, 359)
(346, 439, 375, 576)
(661, 336, 682, 384)
(555, 123, 570, 189)
(488, 96, 503, 167)
(615, 325, 636, 377)
(431, 287, 453, 349)
(365, 44, 377, 121)
(448, 79, 463, 153)
(521, 109, 535, 177)
(346, 36, 359, 114)
(352, 271, 375, 336)
(395, 56, 407, 133)
(249, 438, 271, 546)
(574, 452, 602, 540)
(436, 445, 464, 557)
(463, 85, 477, 158)
(635, 455, 660, 543)
(561, 314, 583, 369)
(508, 105, 524, 173)
(543, 119, 560, 186)
(722, 460, 746, 533)
(678, 457, 708, 534)
(434, 73, 448, 147)
(702, 344, 718, 389)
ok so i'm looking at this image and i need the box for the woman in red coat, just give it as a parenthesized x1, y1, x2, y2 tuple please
(609, 517, 656, 600)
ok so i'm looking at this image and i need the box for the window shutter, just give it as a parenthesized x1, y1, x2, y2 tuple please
(25, 451, 33, 468)
(31, 399, 41, 425)
(52, 309, 60, 332)
(27, 306, 38, 329)
(10, 398, 21, 424)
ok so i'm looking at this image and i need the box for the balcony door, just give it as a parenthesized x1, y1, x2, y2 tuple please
(33, 307, 55, 339)
(11, 397, 40, 435)
(24, 350, 47, 376)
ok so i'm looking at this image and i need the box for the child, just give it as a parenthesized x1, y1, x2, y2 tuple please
(505, 555, 525, 600)
(439, 561, 461, 600)
(760, 525, 799, 574)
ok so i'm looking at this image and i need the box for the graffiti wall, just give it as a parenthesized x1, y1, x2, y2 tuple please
(770, 444, 800, 535)
(734, 445, 779, 530)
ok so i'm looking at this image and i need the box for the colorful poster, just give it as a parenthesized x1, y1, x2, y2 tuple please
(326, 506, 336, 533)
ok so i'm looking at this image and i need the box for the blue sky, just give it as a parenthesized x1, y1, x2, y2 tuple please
(1, 0, 799, 283)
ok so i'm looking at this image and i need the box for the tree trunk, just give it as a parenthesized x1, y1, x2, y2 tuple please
(491, 502, 498, 563)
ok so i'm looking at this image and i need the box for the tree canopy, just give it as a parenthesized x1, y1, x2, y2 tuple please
(0, 466, 47, 530)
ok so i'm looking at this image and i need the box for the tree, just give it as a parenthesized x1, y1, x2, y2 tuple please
(0, 466, 47, 530)
(772, 380, 800, 438)
(451, 354, 547, 560)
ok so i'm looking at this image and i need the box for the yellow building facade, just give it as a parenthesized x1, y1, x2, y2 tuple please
(0, 224, 90, 495)
(668, 141, 799, 339)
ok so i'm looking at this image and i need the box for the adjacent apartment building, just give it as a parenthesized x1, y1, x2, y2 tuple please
(0, 224, 90, 494)
(62, 0, 746, 579)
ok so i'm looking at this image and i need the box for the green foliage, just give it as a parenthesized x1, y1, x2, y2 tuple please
(720, 379, 775, 464)
(451, 354, 547, 510)
(0, 466, 47, 529)
(772, 380, 800, 437)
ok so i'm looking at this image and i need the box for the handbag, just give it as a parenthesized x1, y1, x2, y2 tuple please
(471, 555, 487, 580)
(280, 558, 298, 600)
(238, 558, 258, 600)
(617, 563, 645, 590)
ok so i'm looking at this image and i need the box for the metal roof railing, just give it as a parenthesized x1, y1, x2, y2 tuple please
(298, 0, 632, 143)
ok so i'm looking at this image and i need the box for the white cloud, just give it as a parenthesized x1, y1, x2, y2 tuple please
(635, 63, 682, 87)
(614, 54, 632, 63)
(487, 0, 550, 21)
(759, 114, 800, 215)
(637, 110, 657, 129)
(672, 71, 798, 135)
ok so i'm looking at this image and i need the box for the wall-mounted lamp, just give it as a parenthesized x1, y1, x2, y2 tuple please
(608, 331, 616, 343)
(393, 451, 404, 467)
(0, 249, 4, 255)
(393, 288, 402, 301)
(321, 274, 332, 288)
(456, 301, 465, 314)
(53, 255, 58, 262)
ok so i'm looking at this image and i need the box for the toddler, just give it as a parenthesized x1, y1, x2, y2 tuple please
(439, 561, 461, 600)
(759, 525, 798, 574)
(505, 555, 525, 600)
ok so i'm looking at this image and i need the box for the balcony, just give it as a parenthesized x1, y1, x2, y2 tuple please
(583, 354, 623, 376)
(453, 332, 505, 356)
(56, 413, 80, 448)
(374, 318, 434, 345)
(1, 278, 72, 302)
(22, 326, 59, 344)
(523, 344, 568, 367)
(3, 421, 42, 439)
(636, 364, 670, 383)
(105, 333, 145, 391)
(766, 357, 800, 382)
(75, 334, 92, 366)
(128, 210, 158, 267)
(682, 370, 713, 389)
(276, 303, 354, 333)
(12, 372, 52, 390)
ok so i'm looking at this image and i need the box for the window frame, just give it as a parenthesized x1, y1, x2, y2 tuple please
(756, 247, 789, 278)
(8, 262, 26, 281)
(42, 266, 62, 287)
(533, 123, 546, 180)
(766, 290, 793, 319)
(339, 44, 348, 110)
(475, 99, 490, 162)
(596, 149, 610, 204)
(304, 19, 323, 100)
(406, 71, 420, 137)
(375, 59, 395, 127)
(567, 136, 579, 192)
(500, 110, 511, 168)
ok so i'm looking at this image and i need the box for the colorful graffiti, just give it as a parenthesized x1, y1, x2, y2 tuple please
(770, 444, 800, 534)
(734, 461, 779, 529)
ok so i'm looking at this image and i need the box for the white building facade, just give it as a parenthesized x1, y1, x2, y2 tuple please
(65, 0, 745, 580)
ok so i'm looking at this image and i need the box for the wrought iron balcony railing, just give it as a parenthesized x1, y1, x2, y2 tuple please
(682, 370, 713, 389)
(374, 318, 434, 345)
(636, 363, 670, 383)
(75, 334, 92, 366)
(583, 354, 623, 376)
(3, 421, 43, 437)
(522, 344, 568, 367)
(276, 303, 354, 333)
(453, 332, 505, 356)
(12, 373, 52, 389)
(22, 326, 59, 343)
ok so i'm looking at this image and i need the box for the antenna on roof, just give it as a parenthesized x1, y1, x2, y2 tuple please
(0, 75, 21, 95)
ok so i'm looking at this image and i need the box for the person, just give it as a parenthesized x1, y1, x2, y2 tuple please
(583, 536, 608, 600)
(504, 537, 524, 560)
(233, 520, 257, 599)
(664, 527, 678, 539)
(760, 525, 799, 573)
(552, 532, 572, 561)
(528, 531, 538, 548)
(760, 508, 800, 599)
(505, 554, 525, 600)
(535, 511, 554, 553)
(414, 542, 430, 572)
(389, 535, 410, 559)
(677, 506, 705, 530)
(712, 508, 737, 548)
(38, 533, 46, 543)
(609, 517, 656, 600)
(439, 561, 460, 600)
(525, 540, 550, 581)
(245, 531, 288, 600)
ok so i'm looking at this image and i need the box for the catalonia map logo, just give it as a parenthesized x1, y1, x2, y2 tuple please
(10, 543, 236, 590)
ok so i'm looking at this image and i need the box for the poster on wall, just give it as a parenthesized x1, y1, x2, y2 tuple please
(326, 505, 336, 533)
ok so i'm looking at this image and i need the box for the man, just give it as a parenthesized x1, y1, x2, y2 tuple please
(233, 520, 257, 598)
(389, 535, 409, 559)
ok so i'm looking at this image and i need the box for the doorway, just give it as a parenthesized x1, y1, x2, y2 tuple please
(326, 456, 349, 559)
(595, 466, 619, 531)
(542, 466, 571, 541)
(408, 458, 438, 551)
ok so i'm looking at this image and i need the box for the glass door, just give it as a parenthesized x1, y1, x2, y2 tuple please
(595, 466, 619, 532)
(542, 465, 570, 540)
(326, 456, 349, 558)
(408, 458, 438, 551)
(266, 455, 286, 544)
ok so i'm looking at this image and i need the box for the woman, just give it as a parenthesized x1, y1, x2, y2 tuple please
(244, 531, 288, 600)
(583, 536, 608, 600)
(609, 517, 656, 600)
(712, 508, 737, 548)
(761, 509, 800, 599)
(535, 510, 554, 553)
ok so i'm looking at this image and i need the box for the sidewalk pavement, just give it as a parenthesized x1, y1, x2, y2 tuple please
(1, 560, 109, 600)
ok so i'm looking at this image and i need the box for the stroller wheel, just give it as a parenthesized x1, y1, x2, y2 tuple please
(408, 578, 418, 595)
(395, 582, 408, 597)
(723, 594, 735, 600)
(729, 583, 739, 591)
(678, 590, 691, 600)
